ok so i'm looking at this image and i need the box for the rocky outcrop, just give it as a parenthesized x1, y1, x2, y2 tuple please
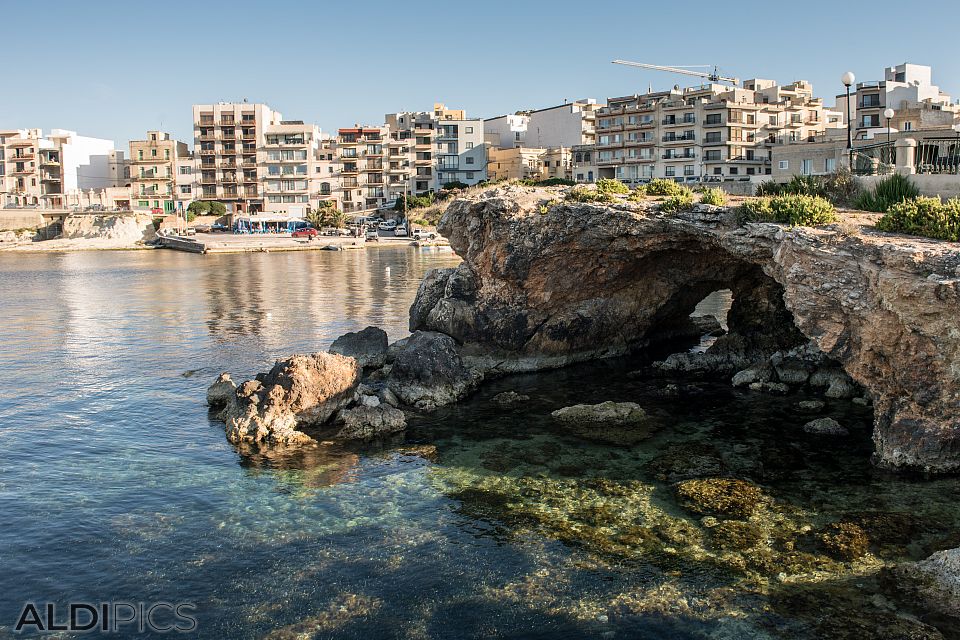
(410, 185, 960, 473)
(60, 213, 157, 244)
(329, 326, 389, 368)
(334, 405, 407, 441)
(209, 352, 361, 446)
(386, 331, 483, 410)
(893, 548, 960, 619)
(551, 401, 659, 445)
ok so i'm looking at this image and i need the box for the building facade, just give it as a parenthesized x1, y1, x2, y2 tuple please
(130, 131, 189, 212)
(593, 79, 840, 184)
(835, 63, 959, 139)
(193, 103, 282, 214)
(1, 128, 121, 209)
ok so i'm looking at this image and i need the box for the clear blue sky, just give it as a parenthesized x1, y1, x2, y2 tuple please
(3, 0, 959, 149)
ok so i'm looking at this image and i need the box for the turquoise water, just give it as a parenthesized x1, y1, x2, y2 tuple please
(0, 248, 957, 639)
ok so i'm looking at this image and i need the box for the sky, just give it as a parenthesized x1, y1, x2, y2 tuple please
(4, 0, 960, 149)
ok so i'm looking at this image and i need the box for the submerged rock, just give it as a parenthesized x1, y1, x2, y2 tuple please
(329, 326, 389, 368)
(797, 399, 826, 413)
(804, 417, 849, 436)
(644, 442, 726, 483)
(333, 405, 407, 441)
(387, 331, 482, 410)
(550, 401, 658, 445)
(493, 391, 530, 406)
(819, 522, 870, 561)
(674, 478, 764, 518)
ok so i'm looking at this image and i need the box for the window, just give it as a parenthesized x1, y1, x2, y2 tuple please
(713, 167, 722, 175)
(903, 121, 914, 131)
(683, 165, 694, 176)
(465, 157, 474, 165)
(825, 158, 837, 172)
(465, 127, 473, 134)
(729, 167, 738, 175)
(801, 159, 812, 175)
(706, 113, 722, 125)
(665, 166, 675, 177)
(466, 142, 474, 149)
(778, 160, 789, 170)
(178, 166, 192, 174)
(151, 149, 157, 157)
(466, 172, 474, 179)
(515, 132, 521, 141)
(705, 132, 721, 143)
(180, 185, 191, 194)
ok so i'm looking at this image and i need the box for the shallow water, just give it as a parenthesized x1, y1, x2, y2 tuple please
(0, 248, 957, 639)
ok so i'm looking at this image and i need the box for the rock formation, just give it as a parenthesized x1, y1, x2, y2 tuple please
(329, 326, 389, 368)
(409, 185, 960, 474)
(385, 331, 483, 410)
(60, 213, 157, 244)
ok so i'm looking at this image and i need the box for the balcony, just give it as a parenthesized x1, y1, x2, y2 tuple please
(40, 173, 60, 182)
(11, 152, 35, 160)
(222, 174, 238, 183)
(198, 149, 216, 155)
(219, 119, 236, 126)
(242, 174, 258, 182)
(342, 165, 359, 174)
(662, 134, 696, 143)
(662, 153, 696, 160)
(241, 145, 257, 154)
(40, 156, 60, 165)
(198, 133, 216, 142)
(200, 175, 217, 184)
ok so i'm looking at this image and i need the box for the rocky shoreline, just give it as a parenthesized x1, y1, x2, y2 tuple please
(206, 183, 960, 624)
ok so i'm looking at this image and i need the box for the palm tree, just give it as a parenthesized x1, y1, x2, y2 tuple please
(329, 208, 347, 229)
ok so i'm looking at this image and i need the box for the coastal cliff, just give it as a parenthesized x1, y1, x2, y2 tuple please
(411, 185, 960, 474)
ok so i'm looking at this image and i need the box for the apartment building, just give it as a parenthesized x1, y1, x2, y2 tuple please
(386, 103, 486, 194)
(1, 128, 121, 208)
(485, 99, 602, 149)
(262, 120, 323, 217)
(174, 155, 198, 211)
(130, 131, 189, 212)
(335, 126, 390, 214)
(572, 145, 596, 183)
(593, 79, 839, 184)
(193, 103, 282, 214)
(835, 63, 960, 138)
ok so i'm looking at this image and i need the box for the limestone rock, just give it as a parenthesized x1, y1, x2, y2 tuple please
(206, 373, 236, 409)
(334, 405, 407, 441)
(329, 326, 389, 368)
(387, 331, 482, 410)
(493, 391, 530, 406)
(893, 548, 960, 619)
(214, 352, 361, 446)
(407, 185, 960, 473)
(550, 401, 659, 445)
(797, 399, 826, 413)
(804, 417, 849, 436)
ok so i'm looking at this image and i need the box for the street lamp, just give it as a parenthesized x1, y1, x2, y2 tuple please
(884, 108, 895, 167)
(953, 124, 960, 174)
(842, 71, 856, 171)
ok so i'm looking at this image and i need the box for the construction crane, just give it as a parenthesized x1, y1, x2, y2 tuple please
(611, 60, 740, 86)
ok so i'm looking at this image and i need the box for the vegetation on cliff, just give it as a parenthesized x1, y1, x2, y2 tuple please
(877, 196, 960, 242)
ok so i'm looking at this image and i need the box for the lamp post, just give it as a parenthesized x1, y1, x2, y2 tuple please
(953, 124, 960, 174)
(884, 108, 895, 169)
(842, 71, 856, 172)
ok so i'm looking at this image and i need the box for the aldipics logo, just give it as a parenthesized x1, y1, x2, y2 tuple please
(14, 602, 197, 634)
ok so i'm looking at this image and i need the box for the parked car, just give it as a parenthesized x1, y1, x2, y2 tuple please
(193, 224, 212, 233)
(378, 220, 398, 231)
(394, 225, 407, 237)
(364, 228, 380, 242)
(210, 222, 229, 233)
(413, 228, 436, 240)
(292, 227, 318, 239)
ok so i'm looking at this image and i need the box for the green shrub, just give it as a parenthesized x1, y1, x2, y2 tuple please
(628, 185, 648, 201)
(660, 191, 695, 213)
(208, 201, 227, 216)
(520, 177, 576, 187)
(699, 187, 727, 206)
(646, 178, 685, 197)
(187, 200, 211, 216)
(786, 175, 826, 197)
(565, 186, 614, 203)
(596, 178, 630, 195)
(738, 197, 774, 222)
(739, 194, 837, 226)
(877, 196, 960, 241)
(854, 174, 920, 212)
(821, 168, 861, 207)
(440, 180, 469, 191)
(152, 216, 165, 230)
(755, 180, 787, 197)
(395, 193, 435, 210)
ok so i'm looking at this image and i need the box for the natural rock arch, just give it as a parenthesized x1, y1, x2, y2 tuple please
(410, 186, 960, 474)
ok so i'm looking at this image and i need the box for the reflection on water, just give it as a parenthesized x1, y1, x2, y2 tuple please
(0, 248, 958, 639)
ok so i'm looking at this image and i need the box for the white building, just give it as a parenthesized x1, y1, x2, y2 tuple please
(485, 99, 602, 150)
